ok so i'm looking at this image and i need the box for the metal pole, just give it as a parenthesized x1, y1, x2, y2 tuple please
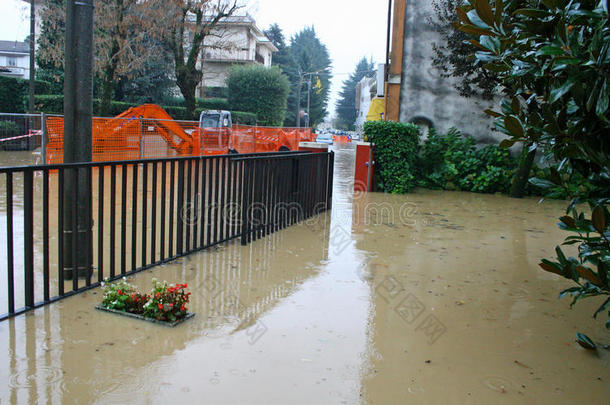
(306, 75, 312, 128)
(139, 116, 144, 159)
(63, 0, 94, 279)
(296, 70, 302, 128)
(41, 111, 46, 163)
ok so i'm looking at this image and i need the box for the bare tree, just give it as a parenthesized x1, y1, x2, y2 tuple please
(142, 0, 242, 118)
(37, 0, 153, 115)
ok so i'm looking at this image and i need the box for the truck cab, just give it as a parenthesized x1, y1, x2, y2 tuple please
(197, 110, 232, 154)
(199, 110, 232, 129)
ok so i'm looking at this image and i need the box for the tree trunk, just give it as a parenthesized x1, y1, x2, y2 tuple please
(99, 39, 119, 117)
(176, 68, 202, 120)
(510, 143, 536, 198)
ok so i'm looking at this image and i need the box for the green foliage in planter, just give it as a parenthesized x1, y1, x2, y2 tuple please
(227, 65, 289, 126)
(101, 278, 149, 314)
(364, 120, 420, 193)
(416, 127, 516, 193)
(101, 277, 191, 322)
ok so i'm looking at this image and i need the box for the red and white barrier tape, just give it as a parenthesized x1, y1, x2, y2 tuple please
(0, 130, 41, 142)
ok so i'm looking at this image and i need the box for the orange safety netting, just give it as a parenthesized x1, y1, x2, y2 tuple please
(45, 104, 318, 164)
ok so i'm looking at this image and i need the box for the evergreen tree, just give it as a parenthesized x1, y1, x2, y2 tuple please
(283, 26, 332, 127)
(335, 57, 375, 130)
(264, 23, 292, 72)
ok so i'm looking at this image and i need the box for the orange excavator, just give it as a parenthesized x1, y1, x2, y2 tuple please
(95, 104, 194, 154)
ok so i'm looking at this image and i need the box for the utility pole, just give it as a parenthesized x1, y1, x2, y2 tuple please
(63, 0, 94, 279)
(296, 69, 303, 128)
(306, 75, 312, 128)
(28, 0, 35, 116)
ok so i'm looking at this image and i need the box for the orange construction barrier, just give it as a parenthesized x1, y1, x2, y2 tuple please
(44, 104, 322, 163)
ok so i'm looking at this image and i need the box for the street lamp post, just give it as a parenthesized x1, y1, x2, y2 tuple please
(296, 70, 319, 128)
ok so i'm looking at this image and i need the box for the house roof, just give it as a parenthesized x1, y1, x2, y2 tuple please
(0, 40, 29, 54)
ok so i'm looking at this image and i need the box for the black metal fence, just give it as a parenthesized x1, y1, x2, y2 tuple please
(0, 150, 334, 320)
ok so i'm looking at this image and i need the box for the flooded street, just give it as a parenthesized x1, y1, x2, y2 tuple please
(1, 144, 608, 404)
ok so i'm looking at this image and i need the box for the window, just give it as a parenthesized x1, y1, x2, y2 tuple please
(7, 57, 17, 67)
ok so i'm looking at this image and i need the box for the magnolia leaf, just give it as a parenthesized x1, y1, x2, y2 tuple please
(549, 79, 575, 104)
(480, 35, 501, 53)
(539, 260, 564, 276)
(514, 8, 552, 18)
(473, 0, 495, 27)
(591, 205, 606, 234)
(559, 215, 575, 228)
(467, 9, 493, 30)
(596, 79, 608, 118)
(529, 177, 556, 189)
(504, 115, 524, 137)
(484, 108, 502, 117)
(575, 265, 603, 286)
(458, 24, 494, 36)
(499, 139, 515, 148)
(494, 0, 503, 25)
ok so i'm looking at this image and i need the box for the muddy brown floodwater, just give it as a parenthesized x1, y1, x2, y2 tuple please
(1, 144, 608, 404)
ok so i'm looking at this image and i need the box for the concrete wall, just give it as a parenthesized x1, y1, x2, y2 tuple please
(398, 0, 501, 144)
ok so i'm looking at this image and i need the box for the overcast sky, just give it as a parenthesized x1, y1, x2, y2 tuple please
(0, 0, 389, 117)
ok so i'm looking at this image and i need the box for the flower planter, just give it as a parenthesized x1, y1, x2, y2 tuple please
(95, 305, 195, 327)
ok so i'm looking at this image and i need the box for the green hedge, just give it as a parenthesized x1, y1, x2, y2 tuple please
(364, 121, 420, 193)
(33, 94, 257, 124)
(0, 76, 51, 113)
(227, 65, 289, 126)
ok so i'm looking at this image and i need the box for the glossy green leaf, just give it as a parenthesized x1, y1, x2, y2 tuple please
(549, 79, 575, 104)
(592, 205, 606, 234)
(467, 9, 493, 29)
(473, 0, 495, 26)
(504, 115, 524, 137)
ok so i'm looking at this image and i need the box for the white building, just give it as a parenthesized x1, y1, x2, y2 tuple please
(198, 15, 277, 96)
(354, 76, 376, 132)
(0, 41, 30, 79)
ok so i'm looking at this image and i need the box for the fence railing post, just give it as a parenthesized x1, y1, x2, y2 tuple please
(240, 160, 251, 246)
(176, 160, 185, 254)
(41, 112, 47, 164)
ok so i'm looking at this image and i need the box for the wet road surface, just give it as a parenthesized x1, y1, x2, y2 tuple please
(1, 145, 608, 404)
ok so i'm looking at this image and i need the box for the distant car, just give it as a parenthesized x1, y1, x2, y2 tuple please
(316, 133, 333, 144)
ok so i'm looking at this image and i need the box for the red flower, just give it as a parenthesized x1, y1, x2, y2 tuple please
(169, 303, 174, 308)
(155, 292, 161, 299)
(117, 289, 123, 295)
(180, 304, 185, 311)
(158, 303, 163, 310)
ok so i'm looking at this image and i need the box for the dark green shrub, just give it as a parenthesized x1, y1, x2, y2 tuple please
(197, 98, 229, 111)
(416, 127, 516, 193)
(0, 120, 19, 133)
(364, 121, 420, 193)
(0, 76, 53, 113)
(33, 94, 257, 124)
(230, 111, 257, 125)
(202, 86, 229, 99)
(227, 65, 289, 126)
